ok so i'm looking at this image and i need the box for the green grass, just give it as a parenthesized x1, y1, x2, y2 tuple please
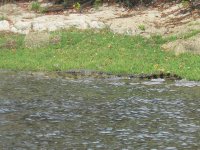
(30, 1, 41, 12)
(0, 15, 7, 21)
(0, 29, 200, 80)
(138, 24, 145, 31)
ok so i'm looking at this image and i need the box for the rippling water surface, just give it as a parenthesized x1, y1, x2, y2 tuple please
(0, 71, 200, 149)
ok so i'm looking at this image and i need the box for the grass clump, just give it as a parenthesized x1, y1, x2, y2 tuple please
(29, 1, 47, 13)
(30, 1, 41, 12)
(0, 29, 200, 81)
(31, 1, 40, 10)
(73, 2, 81, 11)
(138, 24, 146, 31)
(0, 15, 7, 21)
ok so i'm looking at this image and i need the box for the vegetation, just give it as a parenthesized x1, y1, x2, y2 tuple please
(0, 15, 7, 21)
(0, 29, 200, 80)
(30, 1, 41, 12)
(138, 24, 145, 31)
(73, 2, 81, 11)
(29, 1, 48, 13)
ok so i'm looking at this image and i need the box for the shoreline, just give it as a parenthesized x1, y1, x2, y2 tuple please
(0, 69, 182, 80)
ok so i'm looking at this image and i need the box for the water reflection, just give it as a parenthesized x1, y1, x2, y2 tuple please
(0, 71, 200, 149)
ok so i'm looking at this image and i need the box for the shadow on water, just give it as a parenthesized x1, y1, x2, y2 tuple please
(0, 71, 200, 149)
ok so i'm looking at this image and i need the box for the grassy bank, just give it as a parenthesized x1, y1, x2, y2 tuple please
(0, 29, 200, 80)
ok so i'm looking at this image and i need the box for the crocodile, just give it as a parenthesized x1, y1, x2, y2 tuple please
(55, 69, 182, 80)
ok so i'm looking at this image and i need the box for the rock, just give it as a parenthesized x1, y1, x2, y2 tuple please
(0, 20, 10, 31)
(10, 26, 18, 33)
(21, 13, 37, 19)
(162, 34, 200, 55)
(32, 15, 67, 31)
(67, 14, 105, 29)
(14, 21, 32, 32)
(9, 14, 105, 34)
(31, 14, 105, 31)
(65, 18, 89, 29)
(90, 21, 105, 29)
(24, 31, 50, 48)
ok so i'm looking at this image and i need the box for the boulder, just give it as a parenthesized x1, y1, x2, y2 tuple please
(0, 20, 10, 31)
(32, 15, 67, 31)
(14, 21, 32, 31)
(162, 34, 200, 55)
(24, 31, 50, 48)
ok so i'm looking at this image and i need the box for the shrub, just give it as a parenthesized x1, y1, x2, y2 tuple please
(0, 15, 7, 21)
(138, 24, 146, 31)
(73, 2, 81, 11)
(30, 1, 41, 11)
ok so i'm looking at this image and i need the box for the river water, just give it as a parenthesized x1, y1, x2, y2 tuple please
(0, 71, 200, 150)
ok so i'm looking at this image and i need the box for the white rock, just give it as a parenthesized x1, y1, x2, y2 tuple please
(24, 31, 50, 48)
(32, 22, 47, 31)
(10, 26, 18, 33)
(0, 20, 10, 31)
(65, 19, 89, 29)
(90, 21, 105, 29)
(32, 15, 67, 31)
(14, 21, 32, 31)
(21, 13, 37, 19)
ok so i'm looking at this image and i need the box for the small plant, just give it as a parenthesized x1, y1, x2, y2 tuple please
(29, 1, 47, 13)
(94, 0, 102, 9)
(73, 2, 81, 11)
(138, 24, 146, 31)
(182, 0, 190, 7)
(30, 1, 41, 12)
(39, 7, 48, 13)
(0, 15, 7, 21)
